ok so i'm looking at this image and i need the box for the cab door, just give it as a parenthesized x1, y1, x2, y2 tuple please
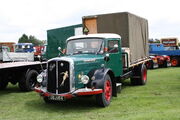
(106, 39, 123, 77)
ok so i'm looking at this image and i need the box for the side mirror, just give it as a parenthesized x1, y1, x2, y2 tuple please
(58, 47, 66, 57)
(104, 54, 110, 62)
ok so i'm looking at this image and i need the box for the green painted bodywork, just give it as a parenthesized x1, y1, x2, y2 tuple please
(63, 38, 123, 89)
(105, 38, 123, 77)
(65, 54, 104, 88)
(44, 24, 82, 59)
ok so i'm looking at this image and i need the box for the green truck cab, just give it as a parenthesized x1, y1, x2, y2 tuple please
(35, 33, 148, 107)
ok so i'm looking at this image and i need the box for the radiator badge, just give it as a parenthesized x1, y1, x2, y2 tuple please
(60, 71, 68, 86)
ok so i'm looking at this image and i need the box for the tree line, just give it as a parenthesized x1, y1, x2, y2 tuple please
(18, 34, 46, 46)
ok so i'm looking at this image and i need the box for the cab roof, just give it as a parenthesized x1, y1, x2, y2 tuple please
(67, 33, 121, 41)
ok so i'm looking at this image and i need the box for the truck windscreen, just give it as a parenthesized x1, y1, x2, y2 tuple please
(66, 38, 103, 55)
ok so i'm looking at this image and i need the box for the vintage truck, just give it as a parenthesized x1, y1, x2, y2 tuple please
(0, 42, 15, 52)
(34, 46, 45, 60)
(15, 43, 34, 53)
(147, 44, 171, 69)
(0, 43, 34, 62)
(0, 61, 46, 91)
(149, 43, 180, 67)
(34, 12, 149, 107)
(0, 43, 45, 91)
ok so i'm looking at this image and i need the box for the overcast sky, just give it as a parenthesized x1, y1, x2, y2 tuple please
(0, 0, 179, 43)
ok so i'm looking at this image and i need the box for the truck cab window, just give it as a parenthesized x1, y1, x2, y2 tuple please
(75, 42, 85, 49)
(66, 38, 103, 55)
(108, 40, 119, 53)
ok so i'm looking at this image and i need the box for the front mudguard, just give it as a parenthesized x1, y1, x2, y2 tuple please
(87, 68, 117, 97)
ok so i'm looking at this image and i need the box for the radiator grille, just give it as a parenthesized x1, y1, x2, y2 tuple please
(47, 60, 70, 94)
(57, 61, 70, 93)
(47, 61, 56, 93)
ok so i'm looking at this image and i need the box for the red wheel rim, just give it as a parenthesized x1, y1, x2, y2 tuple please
(171, 59, 178, 66)
(105, 80, 112, 101)
(143, 68, 147, 82)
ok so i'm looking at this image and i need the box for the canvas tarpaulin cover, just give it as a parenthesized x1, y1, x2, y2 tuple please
(83, 12, 149, 64)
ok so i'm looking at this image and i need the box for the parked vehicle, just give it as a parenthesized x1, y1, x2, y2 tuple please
(0, 44, 34, 62)
(34, 46, 45, 60)
(15, 43, 34, 53)
(0, 25, 83, 91)
(149, 43, 180, 67)
(147, 54, 170, 69)
(156, 55, 171, 67)
(0, 61, 46, 91)
(0, 42, 15, 52)
(35, 12, 149, 107)
(0, 43, 45, 91)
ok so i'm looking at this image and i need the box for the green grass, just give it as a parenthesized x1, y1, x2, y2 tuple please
(0, 67, 180, 120)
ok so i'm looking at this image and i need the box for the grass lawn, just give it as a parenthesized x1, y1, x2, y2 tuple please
(0, 67, 180, 120)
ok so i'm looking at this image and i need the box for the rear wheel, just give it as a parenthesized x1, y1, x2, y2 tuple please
(96, 74, 112, 107)
(131, 64, 147, 85)
(171, 57, 179, 67)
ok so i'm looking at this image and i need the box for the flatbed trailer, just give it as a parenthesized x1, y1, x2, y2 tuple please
(0, 61, 46, 91)
(149, 50, 180, 56)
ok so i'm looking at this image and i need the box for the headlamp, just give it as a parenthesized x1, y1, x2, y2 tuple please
(81, 75, 89, 84)
(37, 74, 43, 83)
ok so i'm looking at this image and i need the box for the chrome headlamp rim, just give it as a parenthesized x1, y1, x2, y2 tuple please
(37, 74, 43, 83)
(81, 75, 89, 84)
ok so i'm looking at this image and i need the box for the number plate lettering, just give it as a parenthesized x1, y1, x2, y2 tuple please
(49, 95, 65, 101)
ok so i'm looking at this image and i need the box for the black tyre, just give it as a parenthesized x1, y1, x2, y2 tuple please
(131, 64, 147, 85)
(19, 69, 39, 91)
(96, 74, 112, 107)
(0, 75, 8, 90)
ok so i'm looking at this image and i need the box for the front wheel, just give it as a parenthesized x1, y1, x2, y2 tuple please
(96, 74, 112, 107)
(19, 69, 39, 91)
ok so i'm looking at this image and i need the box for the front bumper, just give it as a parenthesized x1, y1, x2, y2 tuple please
(34, 87, 103, 100)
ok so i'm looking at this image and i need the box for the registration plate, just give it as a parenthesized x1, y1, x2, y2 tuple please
(49, 95, 65, 101)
